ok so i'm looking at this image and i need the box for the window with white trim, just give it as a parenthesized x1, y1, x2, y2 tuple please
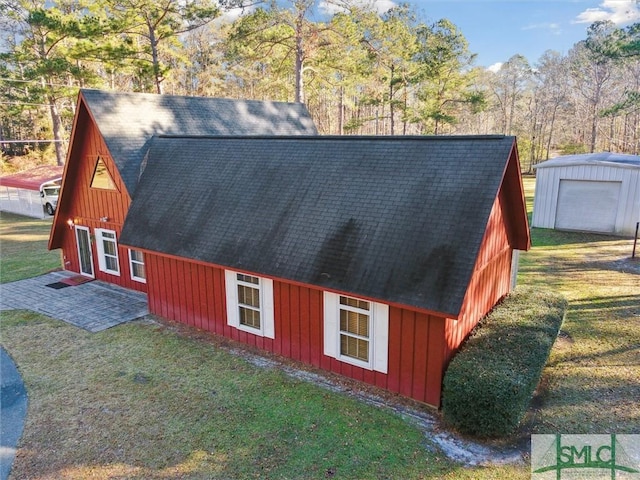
(225, 270, 275, 338)
(323, 292, 389, 373)
(91, 157, 117, 190)
(128, 249, 146, 283)
(95, 228, 120, 275)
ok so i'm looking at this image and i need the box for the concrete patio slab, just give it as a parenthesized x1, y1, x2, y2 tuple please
(0, 271, 148, 332)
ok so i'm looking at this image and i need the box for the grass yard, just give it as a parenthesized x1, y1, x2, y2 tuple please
(0, 212, 60, 283)
(518, 177, 640, 435)
(1, 176, 639, 478)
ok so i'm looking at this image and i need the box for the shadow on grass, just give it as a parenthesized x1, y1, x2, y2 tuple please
(586, 258, 640, 275)
(548, 341, 640, 368)
(567, 294, 640, 314)
(530, 359, 640, 434)
(530, 228, 627, 248)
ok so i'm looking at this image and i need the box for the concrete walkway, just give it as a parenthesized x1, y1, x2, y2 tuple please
(0, 271, 148, 332)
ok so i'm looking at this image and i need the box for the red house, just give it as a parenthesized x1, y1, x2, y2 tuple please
(48, 89, 317, 292)
(50, 91, 530, 408)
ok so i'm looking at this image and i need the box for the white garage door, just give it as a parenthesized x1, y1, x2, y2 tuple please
(555, 180, 621, 233)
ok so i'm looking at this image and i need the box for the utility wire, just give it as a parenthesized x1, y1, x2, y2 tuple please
(1, 139, 64, 143)
(0, 77, 79, 89)
(0, 101, 57, 107)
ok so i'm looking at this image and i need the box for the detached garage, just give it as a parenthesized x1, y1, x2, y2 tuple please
(0, 165, 63, 218)
(532, 153, 640, 236)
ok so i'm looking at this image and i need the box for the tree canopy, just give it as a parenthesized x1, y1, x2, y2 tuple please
(1, 0, 639, 168)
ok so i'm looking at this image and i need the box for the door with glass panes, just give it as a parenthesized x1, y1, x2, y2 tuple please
(75, 226, 94, 277)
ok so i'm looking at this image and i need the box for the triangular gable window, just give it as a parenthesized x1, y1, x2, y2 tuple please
(91, 157, 117, 190)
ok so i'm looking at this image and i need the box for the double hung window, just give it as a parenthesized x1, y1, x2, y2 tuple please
(128, 249, 146, 283)
(339, 296, 371, 363)
(324, 292, 388, 373)
(225, 270, 274, 338)
(95, 228, 120, 275)
(237, 274, 262, 329)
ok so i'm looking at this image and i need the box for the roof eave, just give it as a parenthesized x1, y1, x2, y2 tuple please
(120, 243, 462, 320)
(505, 140, 531, 251)
(48, 91, 88, 251)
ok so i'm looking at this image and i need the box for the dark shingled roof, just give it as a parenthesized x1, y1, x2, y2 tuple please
(120, 135, 518, 316)
(80, 89, 318, 194)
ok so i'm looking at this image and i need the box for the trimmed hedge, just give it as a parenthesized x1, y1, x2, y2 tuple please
(441, 287, 567, 437)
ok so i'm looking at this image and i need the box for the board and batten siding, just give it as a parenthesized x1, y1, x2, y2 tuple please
(51, 102, 146, 292)
(532, 164, 640, 236)
(445, 187, 516, 361)
(143, 251, 449, 407)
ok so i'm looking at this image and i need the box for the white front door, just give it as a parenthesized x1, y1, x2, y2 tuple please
(75, 226, 94, 277)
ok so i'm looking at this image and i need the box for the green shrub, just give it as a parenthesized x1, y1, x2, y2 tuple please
(441, 287, 567, 437)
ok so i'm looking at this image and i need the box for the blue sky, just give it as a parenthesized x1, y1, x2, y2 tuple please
(400, 0, 640, 69)
(311, 0, 640, 70)
(227, 0, 640, 70)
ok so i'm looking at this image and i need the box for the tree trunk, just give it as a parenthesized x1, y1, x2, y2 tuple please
(403, 84, 408, 135)
(546, 102, 559, 160)
(148, 21, 163, 94)
(47, 93, 66, 166)
(590, 99, 598, 153)
(294, 12, 304, 103)
(339, 86, 344, 135)
(389, 64, 395, 135)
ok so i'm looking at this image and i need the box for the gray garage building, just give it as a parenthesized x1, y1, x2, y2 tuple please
(532, 152, 640, 236)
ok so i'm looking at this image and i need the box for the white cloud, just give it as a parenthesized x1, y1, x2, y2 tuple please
(319, 0, 397, 16)
(487, 62, 503, 73)
(522, 22, 562, 35)
(213, 2, 258, 25)
(574, 0, 640, 25)
(220, 7, 248, 22)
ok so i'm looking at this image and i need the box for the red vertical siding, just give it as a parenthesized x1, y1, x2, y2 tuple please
(425, 318, 446, 406)
(50, 100, 146, 293)
(143, 252, 449, 407)
(298, 288, 310, 365)
(398, 310, 416, 398)
(411, 315, 429, 401)
(444, 184, 514, 363)
(308, 290, 322, 369)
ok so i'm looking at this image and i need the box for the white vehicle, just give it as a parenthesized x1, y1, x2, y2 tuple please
(40, 179, 61, 216)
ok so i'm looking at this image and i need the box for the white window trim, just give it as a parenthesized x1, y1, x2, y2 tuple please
(95, 228, 120, 276)
(323, 292, 389, 373)
(128, 249, 146, 284)
(75, 225, 94, 278)
(225, 270, 275, 339)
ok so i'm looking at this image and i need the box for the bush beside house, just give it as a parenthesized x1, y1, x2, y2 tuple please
(441, 287, 567, 437)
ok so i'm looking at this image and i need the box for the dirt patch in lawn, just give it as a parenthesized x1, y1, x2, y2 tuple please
(582, 240, 640, 275)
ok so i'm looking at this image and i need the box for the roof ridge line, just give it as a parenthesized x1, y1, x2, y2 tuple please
(154, 134, 510, 141)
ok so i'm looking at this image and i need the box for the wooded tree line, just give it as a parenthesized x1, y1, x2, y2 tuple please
(1, 0, 639, 168)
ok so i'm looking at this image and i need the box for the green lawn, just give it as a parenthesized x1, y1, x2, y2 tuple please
(0, 212, 60, 283)
(519, 177, 640, 435)
(1, 177, 639, 478)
